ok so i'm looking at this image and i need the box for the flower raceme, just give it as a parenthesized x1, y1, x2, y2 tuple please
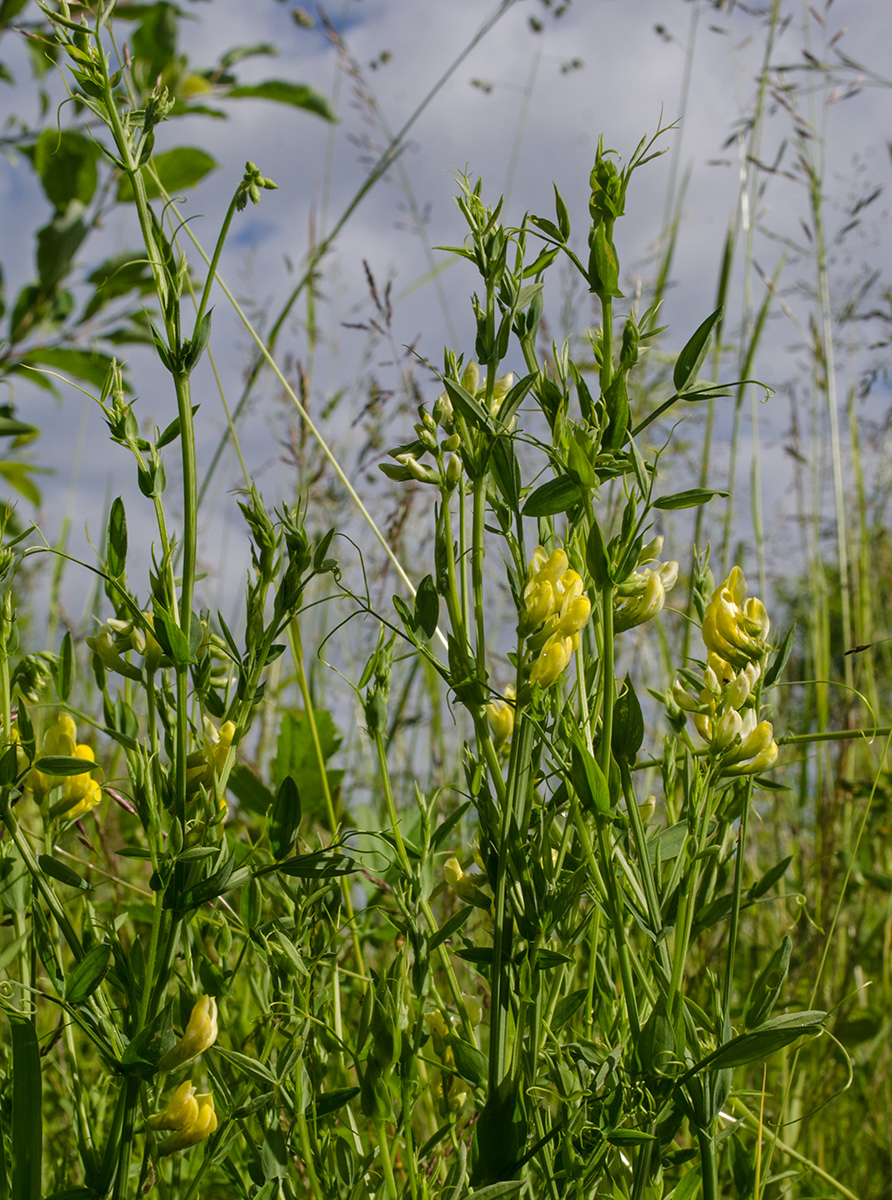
(27, 713, 102, 820)
(613, 537, 678, 634)
(673, 568, 778, 776)
(521, 547, 592, 689)
(157, 995, 218, 1073)
(148, 1081, 217, 1155)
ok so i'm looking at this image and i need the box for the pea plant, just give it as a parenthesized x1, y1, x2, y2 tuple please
(0, 5, 835, 1200)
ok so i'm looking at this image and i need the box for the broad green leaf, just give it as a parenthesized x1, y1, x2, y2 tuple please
(704, 1010, 826, 1071)
(225, 80, 336, 121)
(552, 988, 587, 1030)
(428, 905, 473, 953)
(36, 205, 88, 291)
(611, 675, 644, 764)
(116, 147, 218, 202)
(228, 763, 275, 816)
(448, 1036, 488, 1086)
(272, 709, 343, 826)
(21, 347, 118, 391)
(27, 129, 101, 211)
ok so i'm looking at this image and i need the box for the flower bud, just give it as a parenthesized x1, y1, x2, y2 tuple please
(461, 361, 480, 394)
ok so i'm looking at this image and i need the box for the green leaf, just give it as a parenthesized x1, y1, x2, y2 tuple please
(37, 854, 91, 891)
(225, 80, 336, 121)
(21, 347, 118, 392)
(522, 475, 582, 517)
(653, 488, 729, 511)
(612, 675, 644, 765)
(443, 377, 494, 434)
(272, 709, 343, 827)
(34, 755, 98, 778)
(570, 738, 611, 816)
(551, 988, 587, 1030)
(150, 605, 191, 665)
(647, 822, 687, 866)
(272, 851, 355, 879)
(116, 147, 218, 202)
(55, 631, 75, 703)
(227, 763, 275, 816)
(269, 775, 301, 859)
(743, 936, 792, 1030)
(428, 906, 473, 953)
(673, 305, 723, 393)
(35, 205, 88, 292)
(704, 1010, 826, 1070)
(65, 942, 112, 1004)
(585, 519, 611, 589)
(764, 623, 795, 688)
(748, 855, 792, 901)
(7, 1012, 42, 1200)
(120, 1006, 171, 1079)
(414, 574, 439, 641)
(107, 496, 127, 578)
(309, 1086, 360, 1118)
(28, 129, 100, 211)
(448, 1036, 488, 1087)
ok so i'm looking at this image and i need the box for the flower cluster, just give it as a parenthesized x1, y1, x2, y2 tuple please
(380, 361, 515, 490)
(613, 537, 678, 633)
(87, 612, 164, 678)
(520, 547, 591, 689)
(27, 713, 102, 821)
(673, 568, 778, 776)
(148, 1080, 217, 1155)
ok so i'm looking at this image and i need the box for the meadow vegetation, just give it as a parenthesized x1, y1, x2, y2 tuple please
(0, 2, 889, 1199)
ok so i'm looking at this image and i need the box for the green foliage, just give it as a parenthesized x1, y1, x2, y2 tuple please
(0, 2, 886, 1199)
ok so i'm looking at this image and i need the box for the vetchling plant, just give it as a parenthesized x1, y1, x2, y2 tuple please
(0, 4, 840, 1200)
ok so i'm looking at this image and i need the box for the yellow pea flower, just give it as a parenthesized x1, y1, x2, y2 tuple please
(157, 1093, 217, 1155)
(158, 995, 218, 1073)
(148, 1080, 198, 1131)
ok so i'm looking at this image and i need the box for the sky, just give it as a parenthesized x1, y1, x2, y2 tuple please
(2, 0, 891, 629)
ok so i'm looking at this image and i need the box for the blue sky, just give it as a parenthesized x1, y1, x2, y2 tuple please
(2, 0, 891, 625)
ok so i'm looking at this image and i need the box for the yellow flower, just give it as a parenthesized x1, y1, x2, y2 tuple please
(486, 686, 515, 750)
(148, 1080, 198, 1131)
(56, 743, 103, 820)
(443, 857, 489, 908)
(702, 567, 770, 670)
(157, 1093, 217, 1155)
(29, 715, 102, 818)
(613, 560, 678, 633)
(158, 995, 218, 1072)
(529, 634, 576, 689)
